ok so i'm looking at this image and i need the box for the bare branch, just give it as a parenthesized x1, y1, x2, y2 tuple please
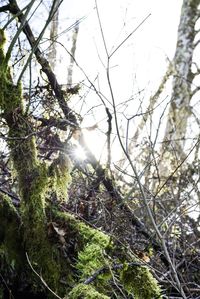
(8, 0, 78, 126)
(0, 4, 10, 13)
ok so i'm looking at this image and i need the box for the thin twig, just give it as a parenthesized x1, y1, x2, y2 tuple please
(25, 252, 62, 299)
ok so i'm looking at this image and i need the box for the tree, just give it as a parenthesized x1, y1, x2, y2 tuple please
(160, 0, 200, 176)
(0, 1, 161, 298)
(0, 0, 200, 298)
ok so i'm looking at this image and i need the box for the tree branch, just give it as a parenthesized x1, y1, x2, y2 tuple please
(8, 0, 78, 126)
(0, 187, 20, 205)
(0, 5, 10, 13)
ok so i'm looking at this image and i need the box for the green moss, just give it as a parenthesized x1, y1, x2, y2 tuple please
(0, 29, 6, 47)
(0, 80, 23, 112)
(0, 28, 6, 65)
(120, 265, 162, 299)
(67, 283, 109, 299)
(52, 210, 162, 298)
(78, 222, 109, 246)
(52, 209, 109, 245)
(77, 243, 107, 278)
(51, 210, 111, 288)
(19, 163, 62, 293)
(0, 29, 23, 114)
(0, 194, 23, 268)
(51, 211, 114, 295)
(76, 224, 110, 284)
(48, 153, 72, 202)
(0, 194, 24, 292)
(52, 210, 110, 254)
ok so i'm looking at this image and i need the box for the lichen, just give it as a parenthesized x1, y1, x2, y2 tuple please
(67, 283, 109, 299)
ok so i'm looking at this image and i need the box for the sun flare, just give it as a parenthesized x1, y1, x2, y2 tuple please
(74, 145, 87, 160)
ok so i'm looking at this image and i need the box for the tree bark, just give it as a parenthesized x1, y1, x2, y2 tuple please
(160, 0, 200, 177)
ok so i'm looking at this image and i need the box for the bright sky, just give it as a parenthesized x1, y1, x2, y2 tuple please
(53, 0, 182, 162)
(57, 1, 183, 160)
(56, 0, 182, 108)
(58, 0, 182, 88)
(44, 0, 183, 161)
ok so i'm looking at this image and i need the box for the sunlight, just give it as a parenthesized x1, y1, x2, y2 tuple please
(82, 129, 107, 161)
(82, 129, 122, 163)
(74, 144, 87, 160)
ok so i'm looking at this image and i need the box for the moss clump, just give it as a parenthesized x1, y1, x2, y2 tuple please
(67, 283, 109, 299)
(48, 153, 72, 202)
(51, 210, 112, 292)
(52, 210, 162, 298)
(0, 29, 23, 114)
(120, 264, 162, 299)
(76, 225, 110, 291)
(77, 243, 107, 279)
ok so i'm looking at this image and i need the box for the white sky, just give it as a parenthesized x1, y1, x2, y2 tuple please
(55, 0, 183, 159)
(58, 0, 182, 89)
(56, 1, 182, 117)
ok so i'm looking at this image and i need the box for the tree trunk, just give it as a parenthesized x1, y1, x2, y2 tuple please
(159, 0, 200, 177)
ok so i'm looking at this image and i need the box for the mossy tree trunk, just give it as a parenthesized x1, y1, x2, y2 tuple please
(0, 25, 162, 299)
